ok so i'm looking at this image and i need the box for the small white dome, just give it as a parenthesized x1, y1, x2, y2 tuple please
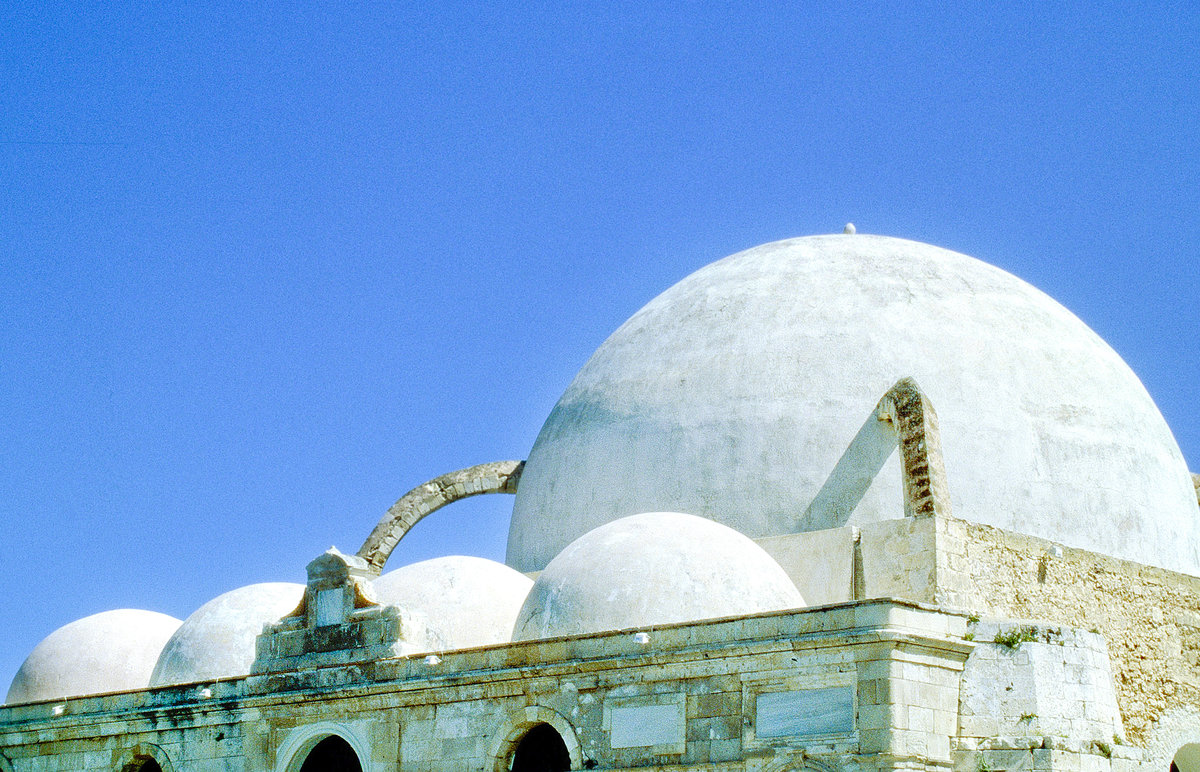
(512, 512, 804, 641)
(372, 556, 533, 649)
(6, 609, 181, 704)
(149, 582, 303, 686)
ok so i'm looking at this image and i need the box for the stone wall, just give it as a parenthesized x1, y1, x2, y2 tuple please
(935, 518, 1200, 750)
(764, 514, 1199, 769)
(0, 602, 970, 772)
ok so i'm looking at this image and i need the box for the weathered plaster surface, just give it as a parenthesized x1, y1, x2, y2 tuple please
(512, 512, 803, 641)
(372, 556, 533, 650)
(150, 583, 304, 687)
(5, 610, 181, 706)
(509, 235, 1199, 575)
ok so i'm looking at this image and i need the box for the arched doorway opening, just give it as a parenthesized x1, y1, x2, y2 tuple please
(117, 745, 173, 772)
(122, 761, 162, 772)
(298, 735, 362, 772)
(511, 723, 571, 772)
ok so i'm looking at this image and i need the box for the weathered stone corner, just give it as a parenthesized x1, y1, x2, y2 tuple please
(298, 547, 379, 625)
(252, 547, 429, 674)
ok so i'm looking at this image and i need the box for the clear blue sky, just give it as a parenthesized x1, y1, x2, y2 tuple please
(2, 3, 1197, 692)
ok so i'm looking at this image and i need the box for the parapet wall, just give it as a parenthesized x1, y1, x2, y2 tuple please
(0, 601, 972, 772)
(760, 514, 1200, 762)
(936, 518, 1200, 749)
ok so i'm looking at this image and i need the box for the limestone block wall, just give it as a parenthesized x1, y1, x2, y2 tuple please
(957, 622, 1124, 754)
(934, 518, 1200, 758)
(763, 513, 1199, 770)
(0, 684, 254, 772)
(0, 602, 971, 772)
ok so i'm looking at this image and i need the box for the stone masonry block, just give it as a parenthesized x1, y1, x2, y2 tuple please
(694, 692, 741, 718)
(710, 738, 742, 762)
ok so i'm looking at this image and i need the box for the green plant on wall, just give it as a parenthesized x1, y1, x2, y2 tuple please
(993, 625, 1038, 649)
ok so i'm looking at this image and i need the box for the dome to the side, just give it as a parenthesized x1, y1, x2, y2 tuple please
(512, 512, 804, 641)
(372, 556, 533, 649)
(149, 582, 303, 686)
(6, 609, 181, 704)
(507, 235, 1200, 576)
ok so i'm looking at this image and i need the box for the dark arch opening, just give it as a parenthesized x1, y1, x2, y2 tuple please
(299, 735, 362, 772)
(511, 723, 570, 772)
(123, 759, 162, 772)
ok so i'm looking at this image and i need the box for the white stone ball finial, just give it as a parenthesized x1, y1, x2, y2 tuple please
(843, 223, 856, 234)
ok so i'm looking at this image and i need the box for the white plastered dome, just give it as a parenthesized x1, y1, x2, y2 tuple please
(149, 582, 303, 686)
(512, 512, 805, 641)
(6, 609, 182, 704)
(507, 235, 1200, 576)
(372, 556, 533, 649)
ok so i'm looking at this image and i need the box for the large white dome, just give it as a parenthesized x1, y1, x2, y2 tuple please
(512, 512, 804, 641)
(372, 556, 533, 650)
(508, 235, 1199, 575)
(6, 609, 182, 704)
(149, 582, 303, 686)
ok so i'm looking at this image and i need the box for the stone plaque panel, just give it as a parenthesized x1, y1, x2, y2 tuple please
(604, 694, 686, 752)
(755, 687, 854, 738)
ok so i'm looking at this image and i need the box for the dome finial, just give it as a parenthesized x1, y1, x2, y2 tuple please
(843, 223, 856, 234)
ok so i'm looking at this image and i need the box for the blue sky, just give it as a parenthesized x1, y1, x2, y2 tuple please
(2, 3, 1197, 692)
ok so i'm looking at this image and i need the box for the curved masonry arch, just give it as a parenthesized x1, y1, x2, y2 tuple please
(875, 377, 952, 519)
(355, 379, 948, 576)
(275, 721, 371, 772)
(115, 744, 176, 772)
(488, 705, 582, 772)
(357, 460, 524, 574)
(763, 754, 843, 772)
(1146, 707, 1200, 772)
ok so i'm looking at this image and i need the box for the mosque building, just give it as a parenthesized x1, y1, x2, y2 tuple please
(2, 232, 1198, 772)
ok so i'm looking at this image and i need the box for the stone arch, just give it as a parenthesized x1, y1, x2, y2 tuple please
(762, 753, 842, 772)
(488, 705, 582, 772)
(1144, 707, 1200, 772)
(357, 460, 524, 574)
(275, 721, 370, 772)
(115, 743, 175, 772)
(803, 376, 952, 531)
(875, 377, 952, 519)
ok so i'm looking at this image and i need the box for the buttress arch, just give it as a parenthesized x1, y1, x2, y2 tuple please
(357, 460, 525, 574)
